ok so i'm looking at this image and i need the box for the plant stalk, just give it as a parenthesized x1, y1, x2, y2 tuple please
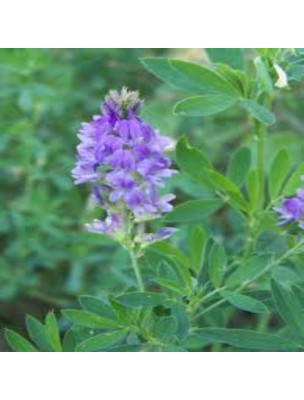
(255, 121, 266, 210)
(129, 249, 145, 292)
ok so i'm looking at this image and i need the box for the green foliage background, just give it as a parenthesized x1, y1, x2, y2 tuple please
(1, 48, 304, 351)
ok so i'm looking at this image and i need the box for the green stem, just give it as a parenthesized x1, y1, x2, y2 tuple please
(255, 93, 272, 209)
(255, 120, 266, 210)
(192, 287, 226, 312)
(242, 115, 271, 259)
(195, 298, 226, 318)
(242, 218, 257, 260)
(129, 250, 145, 292)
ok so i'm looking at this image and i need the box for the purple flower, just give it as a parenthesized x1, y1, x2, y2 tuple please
(154, 227, 178, 241)
(138, 227, 178, 245)
(275, 198, 303, 223)
(85, 213, 123, 236)
(274, 178, 304, 229)
(72, 88, 177, 244)
(156, 194, 176, 213)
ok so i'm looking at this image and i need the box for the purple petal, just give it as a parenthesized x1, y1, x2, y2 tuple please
(155, 227, 178, 240)
(85, 213, 123, 236)
(140, 227, 178, 244)
(85, 219, 106, 234)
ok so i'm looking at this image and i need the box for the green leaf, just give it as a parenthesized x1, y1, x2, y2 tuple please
(165, 199, 222, 223)
(150, 241, 192, 291)
(163, 345, 187, 352)
(76, 330, 126, 352)
(220, 290, 269, 313)
(175, 136, 211, 186)
(79, 295, 118, 320)
(227, 147, 251, 187)
(271, 279, 304, 341)
(186, 334, 211, 350)
(214, 64, 247, 96)
(240, 99, 276, 125)
(151, 241, 189, 269)
(140, 58, 203, 93)
(197, 328, 297, 351)
(156, 260, 178, 281)
(282, 162, 304, 196)
(45, 312, 62, 352)
(208, 169, 248, 212)
(173, 94, 237, 117)
(107, 344, 141, 352)
(154, 316, 178, 340)
(154, 278, 187, 296)
(287, 64, 304, 81)
(171, 59, 240, 96)
(292, 285, 304, 309)
(272, 266, 300, 286)
(208, 242, 227, 288)
(226, 254, 270, 287)
(26, 315, 53, 352)
(172, 304, 190, 340)
(62, 310, 121, 329)
(5, 329, 37, 352)
(254, 56, 274, 94)
(268, 149, 290, 199)
(62, 328, 76, 352)
(256, 49, 280, 59)
(207, 48, 244, 70)
(141, 58, 239, 96)
(115, 292, 168, 308)
(188, 225, 207, 274)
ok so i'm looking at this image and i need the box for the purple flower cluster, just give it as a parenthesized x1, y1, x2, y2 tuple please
(72, 88, 177, 243)
(274, 178, 304, 230)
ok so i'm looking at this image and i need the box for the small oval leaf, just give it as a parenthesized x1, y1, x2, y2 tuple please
(115, 292, 168, 308)
(76, 330, 126, 352)
(197, 328, 297, 351)
(220, 290, 268, 313)
(165, 199, 222, 223)
(5, 329, 37, 352)
(240, 99, 276, 125)
(268, 149, 290, 199)
(62, 310, 121, 329)
(174, 94, 237, 117)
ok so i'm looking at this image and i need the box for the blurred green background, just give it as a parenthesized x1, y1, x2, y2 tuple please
(1, 48, 304, 349)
